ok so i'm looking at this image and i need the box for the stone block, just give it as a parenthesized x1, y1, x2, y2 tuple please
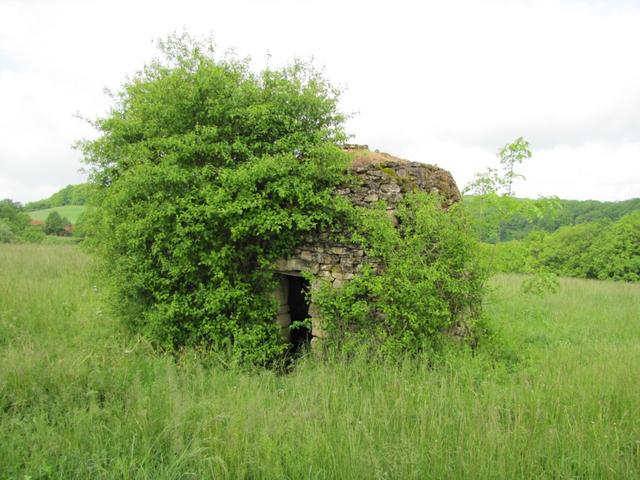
(277, 312, 291, 327)
(273, 277, 288, 305)
(340, 257, 357, 268)
(311, 316, 327, 338)
(381, 182, 401, 194)
(299, 250, 315, 262)
(275, 257, 307, 272)
(318, 253, 337, 264)
(308, 303, 321, 318)
(331, 265, 344, 275)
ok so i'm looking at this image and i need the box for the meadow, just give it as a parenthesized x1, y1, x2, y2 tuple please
(1, 244, 639, 479)
(27, 205, 86, 224)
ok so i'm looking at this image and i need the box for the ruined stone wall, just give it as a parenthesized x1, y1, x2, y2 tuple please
(274, 149, 461, 342)
(343, 153, 461, 209)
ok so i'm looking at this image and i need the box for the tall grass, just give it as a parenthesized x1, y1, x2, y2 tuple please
(1, 244, 639, 478)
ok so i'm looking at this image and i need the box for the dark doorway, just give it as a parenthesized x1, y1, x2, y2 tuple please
(286, 274, 312, 353)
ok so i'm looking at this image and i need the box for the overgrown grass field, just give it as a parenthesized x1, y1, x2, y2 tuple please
(27, 205, 86, 224)
(1, 245, 639, 478)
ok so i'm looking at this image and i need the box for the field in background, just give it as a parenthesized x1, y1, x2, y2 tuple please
(27, 205, 86, 224)
(1, 245, 639, 478)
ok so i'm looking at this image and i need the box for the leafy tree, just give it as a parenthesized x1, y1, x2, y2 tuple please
(498, 137, 531, 196)
(73, 211, 87, 238)
(0, 219, 16, 243)
(464, 138, 558, 245)
(0, 199, 30, 231)
(44, 211, 65, 236)
(465, 137, 531, 198)
(61, 216, 71, 236)
(0, 199, 43, 243)
(464, 138, 559, 292)
(536, 221, 606, 278)
(590, 211, 640, 282)
(79, 34, 350, 365)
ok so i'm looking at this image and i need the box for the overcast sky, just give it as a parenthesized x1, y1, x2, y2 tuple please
(1, 0, 639, 203)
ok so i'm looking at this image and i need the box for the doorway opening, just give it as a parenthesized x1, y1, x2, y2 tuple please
(282, 274, 312, 353)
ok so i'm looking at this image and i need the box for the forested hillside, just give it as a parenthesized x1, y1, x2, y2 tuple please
(485, 211, 640, 282)
(24, 184, 92, 211)
(465, 195, 640, 242)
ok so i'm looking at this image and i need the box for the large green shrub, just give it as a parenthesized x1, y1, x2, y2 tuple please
(0, 219, 16, 243)
(313, 194, 487, 356)
(535, 221, 605, 278)
(485, 239, 535, 274)
(80, 35, 350, 365)
(0, 199, 29, 233)
(590, 211, 640, 282)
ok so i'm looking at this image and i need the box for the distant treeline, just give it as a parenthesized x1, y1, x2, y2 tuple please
(1, 183, 92, 243)
(486, 211, 640, 282)
(465, 195, 640, 243)
(24, 183, 92, 211)
(0, 199, 45, 243)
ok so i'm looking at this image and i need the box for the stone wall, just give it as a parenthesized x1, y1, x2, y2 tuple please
(275, 233, 367, 340)
(274, 148, 461, 343)
(343, 151, 460, 209)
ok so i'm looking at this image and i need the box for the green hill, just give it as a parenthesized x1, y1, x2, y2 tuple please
(464, 195, 640, 242)
(28, 205, 86, 224)
(24, 183, 92, 211)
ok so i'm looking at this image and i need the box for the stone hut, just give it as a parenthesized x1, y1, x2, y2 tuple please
(273, 146, 461, 349)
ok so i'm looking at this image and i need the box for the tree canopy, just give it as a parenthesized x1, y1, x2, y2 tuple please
(0, 199, 44, 243)
(80, 35, 352, 364)
(25, 184, 93, 211)
(44, 211, 69, 236)
(489, 211, 640, 282)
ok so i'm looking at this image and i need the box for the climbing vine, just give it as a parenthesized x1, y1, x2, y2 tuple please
(313, 193, 487, 357)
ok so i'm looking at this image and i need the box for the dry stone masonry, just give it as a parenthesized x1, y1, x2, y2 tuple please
(274, 146, 461, 345)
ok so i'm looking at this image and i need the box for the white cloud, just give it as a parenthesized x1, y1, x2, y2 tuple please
(1, 0, 639, 202)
